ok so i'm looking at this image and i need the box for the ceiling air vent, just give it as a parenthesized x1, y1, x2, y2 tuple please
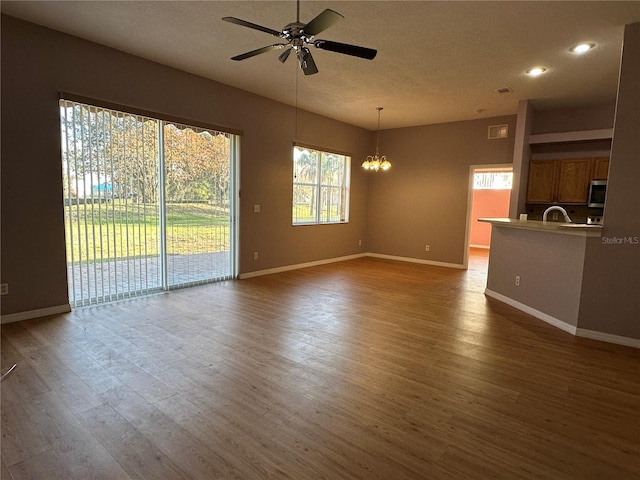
(488, 124, 508, 139)
(495, 87, 513, 94)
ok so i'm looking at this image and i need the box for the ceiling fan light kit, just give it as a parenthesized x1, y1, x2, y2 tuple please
(222, 2, 377, 75)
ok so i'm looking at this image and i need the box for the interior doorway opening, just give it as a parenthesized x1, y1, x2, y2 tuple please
(464, 164, 513, 268)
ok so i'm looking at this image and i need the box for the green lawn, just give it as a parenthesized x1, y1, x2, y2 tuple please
(65, 201, 230, 263)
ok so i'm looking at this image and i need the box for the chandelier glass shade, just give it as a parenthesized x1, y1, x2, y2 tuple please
(362, 154, 391, 172)
(362, 107, 391, 172)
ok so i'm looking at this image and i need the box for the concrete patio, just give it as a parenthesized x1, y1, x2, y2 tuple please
(67, 251, 232, 307)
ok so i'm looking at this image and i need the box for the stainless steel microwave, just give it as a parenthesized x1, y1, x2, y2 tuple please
(588, 180, 607, 208)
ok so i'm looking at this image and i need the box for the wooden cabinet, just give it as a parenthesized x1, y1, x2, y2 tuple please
(526, 160, 557, 203)
(557, 158, 592, 203)
(592, 156, 610, 180)
(526, 157, 595, 204)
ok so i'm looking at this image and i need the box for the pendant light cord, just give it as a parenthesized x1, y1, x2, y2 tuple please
(362, 107, 390, 172)
(295, 64, 299, 143)
(375, 107, 382, 156)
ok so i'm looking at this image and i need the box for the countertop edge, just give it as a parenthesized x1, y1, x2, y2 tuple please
(478, 218, 603, 237)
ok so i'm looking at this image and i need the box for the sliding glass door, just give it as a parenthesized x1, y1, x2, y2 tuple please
(60, 100, 237, 307)
(163, 122, 235, 288)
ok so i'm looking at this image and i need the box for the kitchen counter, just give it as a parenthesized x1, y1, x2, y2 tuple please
(478, 218, 603, 237)
(481, 217, 596, 335)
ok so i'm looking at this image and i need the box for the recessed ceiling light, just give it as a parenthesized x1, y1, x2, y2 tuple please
(526, 67, 547, 77)
(571, 43, 596, 54)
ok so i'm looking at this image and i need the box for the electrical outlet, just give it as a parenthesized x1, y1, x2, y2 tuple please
(0, 283, 8, 295)
(358, 239, 362, 246)
(515, 276, 520, 286)
(425, 245, 430, 252)
(552, 212, 559, 220)
(253, 252, 259, 260)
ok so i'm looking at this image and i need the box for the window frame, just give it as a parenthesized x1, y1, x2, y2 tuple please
(292, 144, 351, 225)
(59, 96, 239, 307)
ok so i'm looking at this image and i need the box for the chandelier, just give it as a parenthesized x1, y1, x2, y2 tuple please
(362, 107, 391, 172)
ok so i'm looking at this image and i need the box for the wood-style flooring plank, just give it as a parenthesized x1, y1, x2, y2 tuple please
(1, 251, 639, 479)
(77, 403, 191, 480)
(100, 384, 232, 479)
(21, 391, 131, 479)
(0, 458, 13, 480)
(7, 448, 78, 480)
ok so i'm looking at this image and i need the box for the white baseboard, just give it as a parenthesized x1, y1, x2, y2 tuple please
(576, 328, 640, 349)
(484, 289, 578, 335)
(2, 253, 461, 320)
(1, 304, 71, 324)
(5, 268, 636, 349)
(367, 253, 465, 269)
(238, 253, 368, 279)
(485, 289, 639, 349)
(239, 252, 466, 279)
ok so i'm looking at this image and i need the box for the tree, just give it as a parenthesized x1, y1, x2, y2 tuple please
(60, 103, 159, 202)
(164, 124, 230, 205)
(60, 101, 232, 206)
(293, 147, 319, 216)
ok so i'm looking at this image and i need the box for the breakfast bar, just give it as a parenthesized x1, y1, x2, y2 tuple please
(478, 218, 602, 334)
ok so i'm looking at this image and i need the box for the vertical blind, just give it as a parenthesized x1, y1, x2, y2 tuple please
(60, 99, 236, 307)
(473, 171, 513, 190)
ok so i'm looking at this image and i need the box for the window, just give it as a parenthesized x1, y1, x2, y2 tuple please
(473, 170, 513, 190)
(293, 145, 350, 224)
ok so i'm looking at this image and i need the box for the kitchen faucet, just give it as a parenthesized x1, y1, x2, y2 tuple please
(543, 205, 572, 223)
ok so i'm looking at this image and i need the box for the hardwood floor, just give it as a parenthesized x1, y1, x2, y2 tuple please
(2, 250, 639, 479)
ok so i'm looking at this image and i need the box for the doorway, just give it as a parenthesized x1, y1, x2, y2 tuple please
(60, 99, 238, 307)
(464, 165, 512, 268)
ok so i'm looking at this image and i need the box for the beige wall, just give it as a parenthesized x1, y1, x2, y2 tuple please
(366, 117, 516, 265)
(0, 15, 372, 315)
(509, 100, 534, 219)
(487, 227, 587, 327)
(532, 103, 617, 134)
(578, 22, 640, 339)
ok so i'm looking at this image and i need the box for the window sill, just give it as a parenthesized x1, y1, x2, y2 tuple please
(292, 221, 348, 226)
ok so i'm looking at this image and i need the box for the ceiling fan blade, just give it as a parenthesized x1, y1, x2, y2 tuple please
(231, 44, 287, 61)
(297, 47, 319, 75)
(314, 40, 377, 60)
(302, 9, 344, 36)
(278, 47, 292, 63)
(222, 17, 282, 37)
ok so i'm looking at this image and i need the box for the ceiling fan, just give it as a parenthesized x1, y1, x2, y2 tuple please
(222, 1, 377, 75)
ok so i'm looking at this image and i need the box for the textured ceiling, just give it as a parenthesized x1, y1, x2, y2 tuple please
(2, 1, 640, 130)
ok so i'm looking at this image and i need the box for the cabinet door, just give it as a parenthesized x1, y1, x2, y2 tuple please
(593, 157, 610, 180)
(557, 158, 592, 203)
(527, 160, 557, 203)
